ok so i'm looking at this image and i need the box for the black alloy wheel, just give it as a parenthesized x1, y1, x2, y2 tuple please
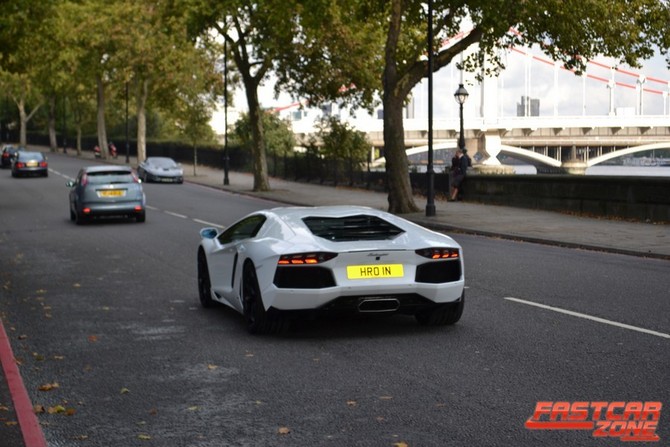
(242, 262, 287, 335)
(197, 248, 215, 308)
(415, 292, 465, 326)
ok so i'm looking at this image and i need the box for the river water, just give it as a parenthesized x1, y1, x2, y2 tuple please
(512, 165, 670, 177)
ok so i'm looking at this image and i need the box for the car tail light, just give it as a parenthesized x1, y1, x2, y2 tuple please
(15, 162, 25, 168)
(415, 248, 459, 259)
(81, 174, 88, 186)
(277, 252, 337, 265)
(83, 208, 91, 214)
(134, 206, 143, 211)
(2, 153, 8, 158)
(39, 161, 47, 167)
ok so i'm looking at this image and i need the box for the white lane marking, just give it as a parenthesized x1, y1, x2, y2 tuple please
(193, 219, 225, 228)
(165, 211, 188, 219)
(146, 205, 159, 210)
(504, 297, 670, 339)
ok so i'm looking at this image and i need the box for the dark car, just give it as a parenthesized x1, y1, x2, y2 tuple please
(11, 151, 48, 177)
(137, 157, 184, 183)
(67, 166, 146, 224)
(1, 145, 22, 169)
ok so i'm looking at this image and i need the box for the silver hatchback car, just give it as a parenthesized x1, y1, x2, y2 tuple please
(67, 166, 146, 224)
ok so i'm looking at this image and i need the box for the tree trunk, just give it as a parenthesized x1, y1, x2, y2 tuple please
(382, 1, 419, 214)
(136, 79, 148, 163)
(76, 125, 82, 156)
(17, 97, 27, 147)
(245, 85, 270, 191)
(48, 95, 57, 152)
(96, 75, 108, 159)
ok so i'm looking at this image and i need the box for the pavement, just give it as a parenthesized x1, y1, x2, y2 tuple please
(50, 148, 669, 261)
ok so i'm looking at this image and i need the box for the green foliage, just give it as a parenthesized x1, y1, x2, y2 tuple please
(232, 110, 295, 156)
(315, 116, 370, 165)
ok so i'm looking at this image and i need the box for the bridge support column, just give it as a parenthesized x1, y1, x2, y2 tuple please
(475, 132, 514, 174)
(561, 160, 588, 175)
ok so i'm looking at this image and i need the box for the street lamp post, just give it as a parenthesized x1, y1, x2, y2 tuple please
(125, 82, 130, 164)
(454, 83, 469, 154)
(425, 0, 436, 217)
(223, 40, 230, 185)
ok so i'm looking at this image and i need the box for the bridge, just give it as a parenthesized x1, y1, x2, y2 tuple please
(276, 43, 670, 174)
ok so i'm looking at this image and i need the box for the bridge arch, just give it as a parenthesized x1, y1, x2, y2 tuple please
(587, 142, 670, 167)
(498, 145, 562, 168)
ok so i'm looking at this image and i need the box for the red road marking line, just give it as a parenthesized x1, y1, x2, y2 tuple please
(0, 319, 48, 447)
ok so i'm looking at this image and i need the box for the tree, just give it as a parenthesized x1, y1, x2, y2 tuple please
(273, 0, 670, 213)
(316, 116, 370, 186)
(0, 0, 58, 146)
(182, 0, 303, 191)
(232, 110, 295, 173)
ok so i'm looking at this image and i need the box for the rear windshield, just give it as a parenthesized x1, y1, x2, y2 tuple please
(19, 152, 44, 161)
(86, 171, 135, 185)
(302, 214, 405, 241)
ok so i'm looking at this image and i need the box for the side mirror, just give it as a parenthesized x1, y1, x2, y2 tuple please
(199, 228, 218, 240)
(66, 181, 75, 187)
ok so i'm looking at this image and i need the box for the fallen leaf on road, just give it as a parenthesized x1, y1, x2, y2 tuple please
(120, 388, 130, 394)
(34, 405, 45, 414)
(137, 434, 151, 440)
(18, 334, 27, 340)
(346, 400, 357, 407)
(393, 443, 409, 447)
(207, 364, 218, 370)
(5, 421, 17, 426)
(187, 406, 199, 411)
(88, 335, 98, 343)
(38, 382, 59, 391)
(278, 427, 290, 435)
(73, 283, 81, 288)
(47, 405, 66, 414)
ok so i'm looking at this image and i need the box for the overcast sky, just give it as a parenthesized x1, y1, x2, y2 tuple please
(214, 45, 669, 134)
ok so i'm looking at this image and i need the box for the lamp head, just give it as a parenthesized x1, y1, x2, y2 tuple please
(454, 83, 469, 105)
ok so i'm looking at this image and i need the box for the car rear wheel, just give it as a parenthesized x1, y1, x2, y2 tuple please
(74, 210, 88, 225)
(70, 209, 75, 221)
(415, 293, 464, 326)
(136, 211, 146, 223)
(242, 262, 288, 335)
(197, 248, 215, 308)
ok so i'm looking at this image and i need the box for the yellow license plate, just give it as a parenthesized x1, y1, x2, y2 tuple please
(99, 190, 124, 197)
(27, 161, 38, 167)
(347, 264, 404, 279)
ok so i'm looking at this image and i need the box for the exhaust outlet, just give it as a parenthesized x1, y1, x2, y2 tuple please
(358, 298, 400, 313)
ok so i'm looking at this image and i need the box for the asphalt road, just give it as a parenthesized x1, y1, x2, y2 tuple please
(0, 153, 668, 447)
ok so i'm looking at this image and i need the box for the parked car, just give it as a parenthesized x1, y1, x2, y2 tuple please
(67, 166, 146, 224)
(197, 206, 465, 334)
(137, 157, 184, 183)
(1, 145, 22, 169)
(11, 151, 48, 177)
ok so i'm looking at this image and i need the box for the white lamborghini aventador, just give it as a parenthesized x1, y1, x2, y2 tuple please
(197, 206, 465, 334)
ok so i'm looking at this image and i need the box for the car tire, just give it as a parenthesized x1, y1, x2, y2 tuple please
(136, 211, 146, 223)
(70, 209, 76, 221)
(197, 248, 215, 308)
(242, 262, 288, 335)
(415, 293, 464, 326)
(74, 210, 88, 225)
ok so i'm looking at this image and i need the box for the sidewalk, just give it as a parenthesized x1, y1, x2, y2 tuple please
(65, 149, 670, 260)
